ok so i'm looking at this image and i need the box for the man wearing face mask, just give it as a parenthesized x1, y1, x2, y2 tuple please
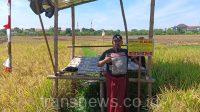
(98, 34, 129, 112)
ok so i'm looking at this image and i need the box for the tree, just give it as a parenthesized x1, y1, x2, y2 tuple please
(0, 29, 6, 36)
(166, 28, 175, 35)
(13, 27, 23, 33)
(138, 29, 148, 35)
(66, 28, 72, 36)
(154, 29, 164, 35)
(48, 27, 54, 32)
(29, 28, 35, 32)
(177, 28, 185, 34)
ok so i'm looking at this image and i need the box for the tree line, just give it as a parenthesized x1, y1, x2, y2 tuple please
(0, 27, 200, 37)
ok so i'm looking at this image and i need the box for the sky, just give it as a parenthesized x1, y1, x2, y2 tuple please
(0, 0, 200, 30)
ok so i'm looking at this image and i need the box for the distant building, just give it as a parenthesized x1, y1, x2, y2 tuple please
(187, 26, 200, 31)
(35, 29, 43, 32)
(173, 24, 200, 31)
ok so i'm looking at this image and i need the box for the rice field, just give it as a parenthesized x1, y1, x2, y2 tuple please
(0, 35, 200, 112)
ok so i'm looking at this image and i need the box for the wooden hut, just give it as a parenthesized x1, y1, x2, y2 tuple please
(30, 0, 156, 111)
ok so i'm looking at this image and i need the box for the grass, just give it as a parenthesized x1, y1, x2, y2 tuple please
(0, 37, 72, 111)
(151, 86, 200, 112)
(151, 45, 200, 112)
(82, 47, 97, 57)
(0, 36, 200, 111)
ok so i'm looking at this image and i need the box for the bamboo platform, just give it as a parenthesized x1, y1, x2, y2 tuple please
(47, 57, 153, 82)
(47, 74, 155, 83)
(47, 57, 155, 111)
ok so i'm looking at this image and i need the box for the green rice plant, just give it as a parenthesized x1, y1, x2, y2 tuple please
(151, 86, 200, 112)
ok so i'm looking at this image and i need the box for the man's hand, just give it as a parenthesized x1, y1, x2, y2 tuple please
(104, 56, 111, 63)
(97, 56, 112, 67)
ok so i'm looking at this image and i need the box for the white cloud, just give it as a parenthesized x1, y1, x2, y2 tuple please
(155, 0, 200, 28)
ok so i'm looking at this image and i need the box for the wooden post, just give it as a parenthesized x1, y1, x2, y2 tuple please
(147, 0, 155, 108)
(71, 5, 77, 97)
(137, 56, 142, 112)
(71, 6, 75, 59)
(54, 0, 59, 111)
(149, 0, 155, 39)
(119, 0, 128, 49)
(35, 0, 57, 75)
(54, 0, 59, 72)
(100, 73, 105, 112)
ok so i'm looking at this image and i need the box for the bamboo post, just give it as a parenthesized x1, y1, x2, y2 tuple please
(100, 73, 105, 112)
(54, 0, 60, 110)
(149, 0, 155, 40)
(147, 0, 155, 108)
(119, 0, 128, 49)
(71, 6, 75, 59)
(137, 56, 142, 112)
(71, 6, 77, 97)
(54, 0, 59, 72)
(35, 0, 57, 75)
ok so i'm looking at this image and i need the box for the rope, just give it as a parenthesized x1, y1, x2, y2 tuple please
(34, 0, 57, 75)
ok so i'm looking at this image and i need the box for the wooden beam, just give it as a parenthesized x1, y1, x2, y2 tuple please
(67, 44, 128, 48)
(119, 0, 128, 50)
(47, 75, 155, 83)
(71, 6, 75, 59)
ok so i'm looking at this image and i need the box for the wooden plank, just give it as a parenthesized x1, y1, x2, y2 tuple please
(47, 75, 155, 83)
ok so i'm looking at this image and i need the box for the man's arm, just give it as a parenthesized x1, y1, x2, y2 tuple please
(97, 57, 111, 67)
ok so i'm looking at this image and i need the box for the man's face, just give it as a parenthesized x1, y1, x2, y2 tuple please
(112, 39, 123, 49)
